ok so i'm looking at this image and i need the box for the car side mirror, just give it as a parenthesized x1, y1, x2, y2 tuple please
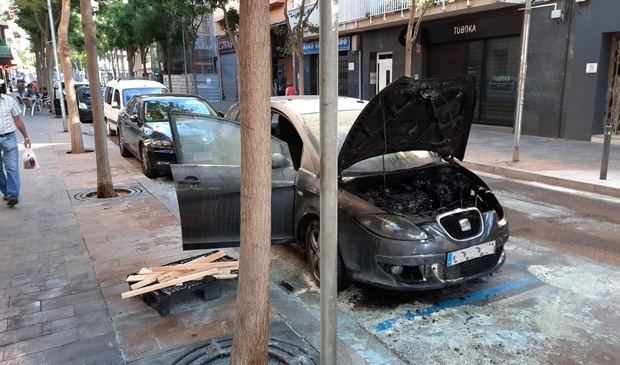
(271, 153, 290, 169)
(217, 111, 224, 117)
(130, 114, 139, 124)
(111, 101, 119, 109)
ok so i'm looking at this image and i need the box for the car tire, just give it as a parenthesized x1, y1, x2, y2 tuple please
(118, 129, 132, 158)
(305, 219, 349, 290)
(106, 119, 116, 136)
(140, 144, 157, 178)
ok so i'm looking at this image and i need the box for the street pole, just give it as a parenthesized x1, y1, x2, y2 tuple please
(512, 0, 532, 162)
(181, 26, 190, 93)
(320, 0, 338, 364)
(600, 125, 612, 180)
(47, 0, 67, 132)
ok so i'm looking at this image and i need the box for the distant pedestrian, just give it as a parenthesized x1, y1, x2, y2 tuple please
(285, 82, 297, 96)
(0, 81, 31, 207)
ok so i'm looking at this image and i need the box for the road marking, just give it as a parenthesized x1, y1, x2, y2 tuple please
(373, 276, 539, 332)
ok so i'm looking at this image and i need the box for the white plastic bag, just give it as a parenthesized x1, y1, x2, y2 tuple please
(22, 148, 40, 169)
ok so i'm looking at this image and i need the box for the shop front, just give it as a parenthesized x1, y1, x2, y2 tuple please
(422, 9, 523, 126)
(302, 36, 352, 96)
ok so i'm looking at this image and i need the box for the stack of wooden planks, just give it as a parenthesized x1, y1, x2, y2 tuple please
(121, 251, 238, 299)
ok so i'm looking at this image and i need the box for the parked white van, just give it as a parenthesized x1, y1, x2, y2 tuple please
(103, 79, 168, 136)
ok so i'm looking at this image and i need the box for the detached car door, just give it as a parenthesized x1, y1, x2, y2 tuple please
(169, 113, 296, 250)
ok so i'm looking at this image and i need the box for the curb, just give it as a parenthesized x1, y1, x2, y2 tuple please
(461, 161, 620, 199)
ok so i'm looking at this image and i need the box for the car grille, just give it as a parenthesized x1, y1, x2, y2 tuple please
(436, 248, 502, 281)
(438, 208, 483, 240)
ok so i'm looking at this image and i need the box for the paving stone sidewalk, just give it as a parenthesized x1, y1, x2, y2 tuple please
(464, 126, 620, 197)
(0, 114, 396, 364)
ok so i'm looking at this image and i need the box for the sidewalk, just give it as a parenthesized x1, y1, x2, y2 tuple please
(464, 125, 620, 198)
(0, 114, 398, 364)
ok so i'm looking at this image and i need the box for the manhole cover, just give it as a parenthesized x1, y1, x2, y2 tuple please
(72, 185, 143, 202)
(172, 335, 316, 365)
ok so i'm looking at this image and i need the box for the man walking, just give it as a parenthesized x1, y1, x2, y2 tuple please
(0, 81, 31, 207)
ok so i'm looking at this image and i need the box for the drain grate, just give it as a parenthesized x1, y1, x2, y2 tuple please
(72, 184, 144, 202)
(171, 335, 317, 365)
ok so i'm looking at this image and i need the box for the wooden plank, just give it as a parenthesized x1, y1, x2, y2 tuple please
(138, 268, 153, 275)
(121, 268, 218, 299)
(214, 274, 238, 280)
(130, 276, 157, 290)
(126, 274, 157, 282)
(150, 261, 239, 272)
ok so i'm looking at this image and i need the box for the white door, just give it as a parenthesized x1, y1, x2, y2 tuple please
(377, 53, 393, 93)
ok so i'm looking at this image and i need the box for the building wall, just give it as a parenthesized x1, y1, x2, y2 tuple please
(522, 1, 571, 138)
(360, 26, 406, 100)
(561, 0, 620, 140)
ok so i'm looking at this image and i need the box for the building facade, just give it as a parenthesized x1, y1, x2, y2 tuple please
(292, 0, 620, 141)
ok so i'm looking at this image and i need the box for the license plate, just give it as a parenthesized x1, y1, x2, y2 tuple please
(446, 242, 496, 267)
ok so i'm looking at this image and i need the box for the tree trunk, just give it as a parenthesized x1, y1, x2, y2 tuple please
(230, 1, 271, 364)
(111, 52, 117, 79)
(404, 3, 416, 77)
(141, 47, 149, 78)
(58, 0, 84, 154)
(127, 48, 136, 77)
(295, 47, 305, 95)
(114, 49, 121, 78)
(80, 0, 115, 198)
(189, 43, 198, 94)
(166, 33, 172, 91)
(405, 6, 428, 78)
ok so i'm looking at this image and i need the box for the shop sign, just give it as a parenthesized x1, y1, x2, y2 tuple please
(218, 37, 235, 54)
(422, 10, 522, 44)
(303, 37, 351, 55)
(454, 24, 477, 35)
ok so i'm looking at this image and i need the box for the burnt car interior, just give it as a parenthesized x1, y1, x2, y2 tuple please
(271, 113, 303, 170)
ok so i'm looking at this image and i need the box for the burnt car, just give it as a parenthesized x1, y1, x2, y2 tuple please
(169, 76, 509, 290)
(117, 94, 218, 177)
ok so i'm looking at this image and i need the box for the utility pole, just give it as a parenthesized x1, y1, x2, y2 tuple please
(513, 0, 532, 162)
(320, 0, 338, 364)
(230, 1, 271, 364)
(47, 0, 67, 132)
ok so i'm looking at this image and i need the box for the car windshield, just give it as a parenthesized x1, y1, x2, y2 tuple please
(122, 87, 167, 104)
(299, 111, 440, 174)
(144, 98, 216, 122)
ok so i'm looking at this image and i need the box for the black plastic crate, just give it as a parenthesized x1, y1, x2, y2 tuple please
(127, 251, 238, 317)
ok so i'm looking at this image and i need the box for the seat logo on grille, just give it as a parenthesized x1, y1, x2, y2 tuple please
(459, 218, 472, 232)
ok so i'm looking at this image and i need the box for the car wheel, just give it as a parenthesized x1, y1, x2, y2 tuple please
(106, 119, 116, 136)
(140, 144, 157, 178)
(305, 219, 349, 290)
(118, 129, 132, 157)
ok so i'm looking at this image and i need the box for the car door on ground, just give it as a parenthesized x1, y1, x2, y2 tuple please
(169, 113, 296, 250)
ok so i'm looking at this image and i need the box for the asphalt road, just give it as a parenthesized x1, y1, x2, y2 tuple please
(103, 127, 619, 364)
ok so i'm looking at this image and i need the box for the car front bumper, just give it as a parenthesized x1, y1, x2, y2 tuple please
(338, 211, 509, 291)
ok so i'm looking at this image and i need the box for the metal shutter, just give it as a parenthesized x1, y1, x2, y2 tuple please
(221, 53, 238, 101)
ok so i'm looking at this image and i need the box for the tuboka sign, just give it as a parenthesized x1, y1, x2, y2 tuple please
(421, 9, 522, 44)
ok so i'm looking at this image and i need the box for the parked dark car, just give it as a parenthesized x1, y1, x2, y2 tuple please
(116, 94, 218, 177)
(54, 81, 89, 118)
(75, 85, 94, 123)
(169, 76, 509, 291)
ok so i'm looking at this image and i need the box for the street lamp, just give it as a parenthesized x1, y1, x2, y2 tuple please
(47, 0, 67, 132)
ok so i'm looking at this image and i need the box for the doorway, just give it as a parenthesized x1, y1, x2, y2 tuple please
(376, 53, 393, 93)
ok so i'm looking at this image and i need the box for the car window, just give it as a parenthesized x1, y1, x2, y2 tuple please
(144, 98, 216, 123)
(125, 98, 139, 115)
(169, 113, 291, 165)
(122, 88, 168, 104)
(104, 87, 112, 104)
(113, 89, 120, 105)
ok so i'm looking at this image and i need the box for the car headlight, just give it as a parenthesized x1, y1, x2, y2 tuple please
(78, 102, 87, 109)
(356, 214, 428, 241)
(152, 139, 173, 148)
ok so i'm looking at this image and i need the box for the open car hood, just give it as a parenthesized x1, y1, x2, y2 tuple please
(338, 76, 476, 172)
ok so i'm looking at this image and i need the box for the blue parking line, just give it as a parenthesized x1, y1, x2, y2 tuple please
(374, 276, 538, 331)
